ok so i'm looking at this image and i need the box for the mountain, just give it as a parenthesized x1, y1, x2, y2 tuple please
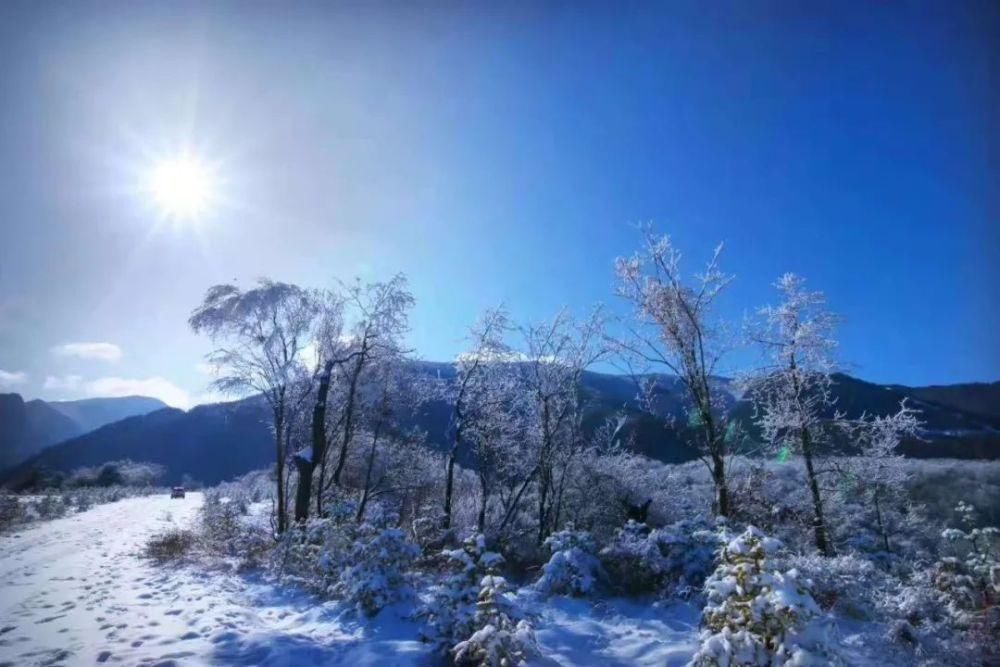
(48, 396, 168, 434)
(0, 393, 168, 470)
(2, 369, 998, 489)
(0, 398, 272, 489)
(0, 394, 82, 469)
(897, 381, 1000, 422)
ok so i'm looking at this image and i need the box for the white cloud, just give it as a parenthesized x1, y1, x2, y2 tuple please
(51, 342, 123, 362)
(43, 374, 193, 409)
(0, 369, 28, 388)
(43, 374, 84, 391)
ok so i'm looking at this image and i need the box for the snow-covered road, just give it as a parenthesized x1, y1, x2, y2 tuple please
(0, 494, 427, 667)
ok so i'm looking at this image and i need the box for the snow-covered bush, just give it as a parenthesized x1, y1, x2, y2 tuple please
(422, 532, 537, 665)
(0, 494, 26, 531)
(773, 553, 884, 620)
(422, 533, 497, 649)
(534, 526, 605, 597)
(691, 526, 837, 666)
(145, 528, 196, 561)
(272, 496, 418, 615)
(932, 501, 999, 625)
(422, 533, 537, 665)
(600, 519, 720, 597)
(452, 572, 538, 666)
(334, 526, 419, 616)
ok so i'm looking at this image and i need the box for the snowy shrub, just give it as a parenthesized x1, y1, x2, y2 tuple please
(422, 533, 497, 649)
(773, 553, 884, 620)
(601, 519, 720, 597)
(422, 532, 537, 665)
(0, 494, 26, 531)
(932, 501, 999, 625)
(333, 526, 419, 616)
(145, 528, 196, 561)
(452, 572, 538, 666)
(422, 531, 537, 665)
(534, 526, 605, 597)
(691, 526, 837, 667)
(272, 497, 417, 615)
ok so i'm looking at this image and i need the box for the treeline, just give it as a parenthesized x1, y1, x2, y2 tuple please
(187, 228, 920, 557)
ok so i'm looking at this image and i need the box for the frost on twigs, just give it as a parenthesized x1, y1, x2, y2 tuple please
(691, 526, 837, 666)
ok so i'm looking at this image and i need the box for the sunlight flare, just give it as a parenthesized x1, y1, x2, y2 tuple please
(148, 155, 215, 219)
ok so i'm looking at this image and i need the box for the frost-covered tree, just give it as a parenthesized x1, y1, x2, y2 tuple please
(319, 275, 414, 512)
(442, 307, 515, 531)
(189, 279, 321, 533)
(843, 400, 922, 554)
(505, 308, 607, 545)
(294, 288, 346, 522)
(746, 273, 842, 555)
(692, 526, 836, 666)
(615, 228, 736, 517)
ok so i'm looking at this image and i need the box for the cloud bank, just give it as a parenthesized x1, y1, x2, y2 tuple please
(43, 374, 194, 409)
(0, 369, 28, 388)
(51, 342, 123, 362)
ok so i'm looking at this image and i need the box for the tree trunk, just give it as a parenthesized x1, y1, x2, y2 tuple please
(332, 353, 364, 487)
(295, 360, 334, 522)
(711, 451, 730, 518)
(873, 490, 891, 553)
(477, 473, 488, 532)
(274, 411, 287, 534)
(443, 445, 458, 530)
(537, 466, 551, 546)
(356, 416, 383, 523)
(801, 428, 832, 556)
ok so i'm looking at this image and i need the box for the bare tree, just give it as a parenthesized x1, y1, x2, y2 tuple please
(318, 275, 414, 512)
(287, 289, 348, 522)
(614, 228, 736, 517)
(189, 280, 320, 534)
(746, 273, 842, 555)
(441, 307, 513, 530)
(499, 308, 606, 545)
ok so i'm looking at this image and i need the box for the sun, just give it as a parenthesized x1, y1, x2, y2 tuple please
(148, 155, 214, 219)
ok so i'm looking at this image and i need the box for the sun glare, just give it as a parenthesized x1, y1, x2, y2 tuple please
(149, 155, 214, 219)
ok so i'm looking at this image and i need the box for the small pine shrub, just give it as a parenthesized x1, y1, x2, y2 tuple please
(452, 572, 538, 666)
(691, 526, 837, 666)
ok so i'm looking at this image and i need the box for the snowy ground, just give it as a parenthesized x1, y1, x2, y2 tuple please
(0, 494, 702, 666)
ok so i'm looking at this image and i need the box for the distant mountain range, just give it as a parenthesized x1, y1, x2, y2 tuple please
(0, 395, 167, 470)
(1, 366, 997, 488)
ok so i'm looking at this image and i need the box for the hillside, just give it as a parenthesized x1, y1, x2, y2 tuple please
(48, 395, 168, 434)
(3, 367, 998, 489)
(0, 393, 168, 470)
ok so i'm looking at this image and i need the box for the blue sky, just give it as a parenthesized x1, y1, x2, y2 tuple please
(0, 1, 996, 407)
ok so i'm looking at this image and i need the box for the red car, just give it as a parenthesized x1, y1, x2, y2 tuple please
(170, 486, 186, 499)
